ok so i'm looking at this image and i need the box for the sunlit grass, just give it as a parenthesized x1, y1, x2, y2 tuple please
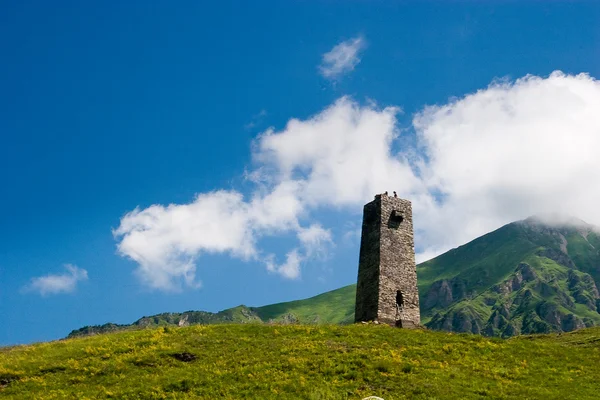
(1, 324, 599, 399)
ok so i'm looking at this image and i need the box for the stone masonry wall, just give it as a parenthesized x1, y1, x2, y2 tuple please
(378, 196, 420, 327)
(355, 199, 381, 323)
(355, 194, 420, 328)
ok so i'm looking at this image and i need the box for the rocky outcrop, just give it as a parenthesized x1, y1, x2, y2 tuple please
(178, 315, 189, 327)
(428, 306, 484, 334)
(521, 311, 551, 335)
(493, 263, 537, 296)
(536, 302, 562, 327)
(536, 248, 576, 268)
(501, 323, 519, 338)
(423, 280, 453, 309)
(568, 270, 600, 310)
(561, 314, 585, 332)
(512, 288, 535, 313)
(68, 323, 129, 338)
(484, 309, 508, 332)
(423, 277, 469, 310)
(273, 313, 299, 324)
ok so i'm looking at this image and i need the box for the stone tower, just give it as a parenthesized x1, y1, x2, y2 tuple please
(355, 194, 420, 328)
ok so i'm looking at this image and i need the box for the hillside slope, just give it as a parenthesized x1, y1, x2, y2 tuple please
(251, 283, 356, 324)
(69, 216, 600, 338)
(4, 324, 600, 399)
(420, 216, 600, 336)
(67, 285, 357, 338)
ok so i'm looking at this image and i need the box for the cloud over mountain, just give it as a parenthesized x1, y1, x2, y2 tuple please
(413, 71, 600, 258)
(115, 71, 600, 291)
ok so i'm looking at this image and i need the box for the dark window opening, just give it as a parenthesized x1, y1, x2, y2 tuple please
(388, 210, 403, 229)
(396, 290, 404, 309)
(391, 210, 403, 223)
(395, 290, 404, 327)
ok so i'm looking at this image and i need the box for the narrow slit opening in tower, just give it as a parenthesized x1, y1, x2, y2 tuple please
(395, 290, 404, 327)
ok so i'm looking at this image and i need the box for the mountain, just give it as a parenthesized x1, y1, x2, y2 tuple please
(421, 215, 600, 336)
(67, 285, 356, 338)
(68, 216, 600, 338)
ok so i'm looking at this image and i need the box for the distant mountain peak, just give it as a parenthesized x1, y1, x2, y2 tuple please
(522, 213, 594, 230)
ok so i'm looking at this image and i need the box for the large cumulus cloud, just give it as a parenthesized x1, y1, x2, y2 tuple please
(115, 71, 600, 291)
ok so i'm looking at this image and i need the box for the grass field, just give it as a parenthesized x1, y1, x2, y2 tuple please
(2, 324, 599, 399)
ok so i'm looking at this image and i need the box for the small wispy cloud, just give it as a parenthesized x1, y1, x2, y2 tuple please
(265, 249, 302, 280)
(264, 225, 332, 280)
(244, 109, 268, 131)
(319, 35, 366, 80)
(298, 224, 333, 258)
(23, 264, 88, 296)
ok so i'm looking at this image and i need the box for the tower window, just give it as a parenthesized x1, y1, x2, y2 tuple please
(391, 210, 403, 223)
(388, 210, 403, 229)
(395, 290, 405, 327)
(396, 290, 404, 309)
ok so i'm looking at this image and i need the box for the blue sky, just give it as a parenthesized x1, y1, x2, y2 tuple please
(2, 1, 600, 345)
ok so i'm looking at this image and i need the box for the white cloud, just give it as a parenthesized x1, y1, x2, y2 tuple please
(255, 97, 422, 207)
(115, 97, 414, 290)
(265, 249, 302, 280)
(24, 264, 88, 296)
(298, 224, 333, 258)
(261, 223, 332, 281)
(116, 70, 600, 291)
(319, 36, 366, 79)
(114, 191, 256, 291)
(413, 71, 600, 257)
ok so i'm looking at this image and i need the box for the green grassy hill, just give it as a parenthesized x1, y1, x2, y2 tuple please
(69, 216, 600, 339)
(67, 285, 358, 339)
(420, 216, 600, 336)
(251, 283, 356, 324)
(3, 324, 600, 399)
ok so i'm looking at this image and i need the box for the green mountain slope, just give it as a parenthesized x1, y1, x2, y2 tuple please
(4, 324, 600, 399)
(421, 216, 600, 336)
(68, 286, 357, 338)
(69, 216, 600, 338)
(251, 283, 356, 324)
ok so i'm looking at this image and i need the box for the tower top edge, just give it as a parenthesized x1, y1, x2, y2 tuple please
(367, 194, 412, 206)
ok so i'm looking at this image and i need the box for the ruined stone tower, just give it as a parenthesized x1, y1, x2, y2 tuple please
(355, 194, 420, 328)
